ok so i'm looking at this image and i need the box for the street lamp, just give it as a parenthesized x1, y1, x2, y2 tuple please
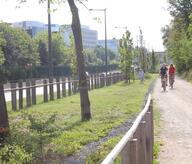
(48, 0, 53, 78)
(89, 8, 108, 75)
(115, 26, 127, 31)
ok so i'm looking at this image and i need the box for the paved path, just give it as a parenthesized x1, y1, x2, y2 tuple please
(153, 76, 192, 164)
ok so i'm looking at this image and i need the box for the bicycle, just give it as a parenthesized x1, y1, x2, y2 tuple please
(161, 75, 167, 92)
(169, 74, 174, 89)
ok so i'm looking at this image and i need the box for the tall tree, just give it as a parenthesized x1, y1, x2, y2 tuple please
(151, 49, 156, 72)
(119, 30, 133, 83)
(162, 0, 192, 73)
(67, 0, 91, 121)
(139, 28, 146, 72)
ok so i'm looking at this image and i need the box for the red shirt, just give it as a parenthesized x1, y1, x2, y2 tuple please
(169, 67, 175, 75)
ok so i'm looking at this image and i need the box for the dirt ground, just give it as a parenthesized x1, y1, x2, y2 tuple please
(153, 76, 192, 164)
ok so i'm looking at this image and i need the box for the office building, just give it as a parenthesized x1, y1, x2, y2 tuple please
(63, 25, 98, 49)
(12, 21, 47, 37)
(97, 38, 119, 55)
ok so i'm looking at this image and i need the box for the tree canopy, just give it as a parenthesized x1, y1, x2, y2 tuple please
(0, 23, 39, 67)
(162, 0, 192, 73)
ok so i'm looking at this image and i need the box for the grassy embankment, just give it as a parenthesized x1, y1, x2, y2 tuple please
(3, 74, 157, 163)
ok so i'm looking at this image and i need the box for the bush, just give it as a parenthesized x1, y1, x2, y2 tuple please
(0, 144, 32, 164)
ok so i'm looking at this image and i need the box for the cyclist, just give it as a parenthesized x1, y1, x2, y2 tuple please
(168, 64, 176, 88)
(160, 63, 168, 88)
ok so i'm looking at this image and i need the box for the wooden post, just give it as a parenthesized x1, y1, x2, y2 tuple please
(91, 75, 94, 90)
(109, 73, 112, 85)
(26, 80, 31, 107)
(18, 80, 23, 109)
(111, 73, 114, 85)
(11, 85, 16, 108)
(68, 77, 71, 96)
(0, 84, 9, 136)
(133, 121, 147, 164)
(87, 76, 90, 91)
(56, 77, 60, 99)
(31, 79, 36, 105)
(106, 74, 108, 86)
(11, 83, 17, 111)
(43, 79, 48, 102)
(101, 74, 104, 87)
(146, 112, 153, 164)
(139, 121, 147, 164)
(149, 99, 154, 160)
(94, 74, 97, 89)
(62, 77, 66, 97)
(49, 77, 54, 101)
(73, 77, 77, 94)
(97, 74, 100, 88)
(128, 139, 138, 164)
(121, 138, 138, 164)
(104, 74, 107, 86)
(115, 73, 118, 83)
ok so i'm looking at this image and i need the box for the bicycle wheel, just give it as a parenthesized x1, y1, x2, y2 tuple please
(162, 80, 166, 91)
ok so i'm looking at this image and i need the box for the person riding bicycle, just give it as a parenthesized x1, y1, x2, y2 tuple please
(160, 63, 168, 87)
(168, 64, 176, 87)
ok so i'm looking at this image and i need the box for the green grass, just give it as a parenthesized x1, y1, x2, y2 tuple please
(6, 74, 157, 162)
(86, 135, 123, 164)
(153, 101, 161, 164)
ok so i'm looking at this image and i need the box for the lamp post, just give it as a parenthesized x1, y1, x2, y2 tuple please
(115, 26, 127, 30)
(48, 0, 53, 78)
(89, 8, 108, 75)
(115, 26, 128, 35)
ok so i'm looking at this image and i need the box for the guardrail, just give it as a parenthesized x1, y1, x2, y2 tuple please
(102, 94, 153, 164)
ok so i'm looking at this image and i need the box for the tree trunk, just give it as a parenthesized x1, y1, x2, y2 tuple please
(0, 84, 9, 139)
(67, 0, 91, 121)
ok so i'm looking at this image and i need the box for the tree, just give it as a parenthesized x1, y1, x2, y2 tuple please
(34, 32, 68, 66)
(119, 30, 133, 83)
(0, 32, 6, 64)
(94, 46, 106, 65)
(0, 84, 9, 142)
(162, 0, 192, 73)
(139, 28, 146, 72)
(169, 0, 192, 29)
(151, 49, 156, 72)
(67, 35, 77, 76)
(0, 23, 39, 67)
(67, 0, 91, 121)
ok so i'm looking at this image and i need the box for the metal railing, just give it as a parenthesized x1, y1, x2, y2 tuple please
(102, 94, 153, 164)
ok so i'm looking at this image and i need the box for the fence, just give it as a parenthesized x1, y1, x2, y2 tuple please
(101, 94, 153, 164)
(4, 72, 123, 111)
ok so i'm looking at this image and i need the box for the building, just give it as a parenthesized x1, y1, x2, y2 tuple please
(45, 24, 61, 33)
(12, 21, 47, 37)
(97, 38, 119, 55)
(62, 25, 98, 49)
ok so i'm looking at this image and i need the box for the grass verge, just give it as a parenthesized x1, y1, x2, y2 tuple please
(153, 101, 162, 164)
(2, 74, 157, 163)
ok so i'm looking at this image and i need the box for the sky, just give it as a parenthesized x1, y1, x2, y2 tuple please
(0, 0, 172, 51)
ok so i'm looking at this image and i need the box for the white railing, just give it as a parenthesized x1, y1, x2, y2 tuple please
(102, 94, 153, 164)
